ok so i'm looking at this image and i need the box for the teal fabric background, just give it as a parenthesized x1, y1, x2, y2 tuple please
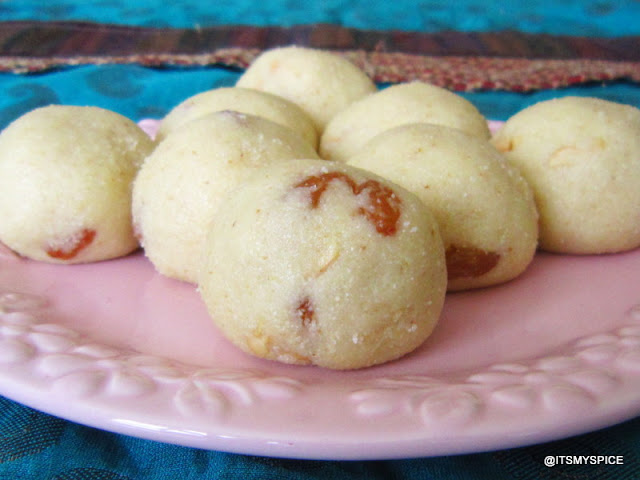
(1, 1, 640, 478)
(2, 64, 640, 132)
(1, 0, 640, 35)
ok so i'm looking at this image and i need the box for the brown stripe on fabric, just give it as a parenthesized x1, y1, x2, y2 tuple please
(1, 21, 640, 60)
(0, 21, 639, 92)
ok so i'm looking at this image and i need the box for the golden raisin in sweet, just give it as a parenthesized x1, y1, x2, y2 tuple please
(295, 171, 348, 208)
(356, 179, 402, 237)
(296, 297, 315, 327)
(46, 228, 96, 260)
(445, 244, 500, 280)
(295, 172, 402, 236)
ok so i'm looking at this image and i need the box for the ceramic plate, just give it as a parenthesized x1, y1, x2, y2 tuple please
(0, 120, 639, 460)
(2, 227, 640, 460)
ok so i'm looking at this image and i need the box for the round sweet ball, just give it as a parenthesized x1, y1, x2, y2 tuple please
(236, 46, 377, 132)
(198, 159, 447, 370)
(320, 81, 491, 162)
(491, 96, 640, 254)
(132, 110, 319, 283)
(0, 105, 155, 264)
(348, 123, 539, 291)
(156, 86, 318, 148)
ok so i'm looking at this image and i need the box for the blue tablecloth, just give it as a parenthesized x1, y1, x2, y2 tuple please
(2, 0, 640, 35)
(1, 1, 639, 478)
(2, 62, 640, 131)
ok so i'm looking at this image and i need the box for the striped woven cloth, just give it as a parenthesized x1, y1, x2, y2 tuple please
(1, 21, 639, 91)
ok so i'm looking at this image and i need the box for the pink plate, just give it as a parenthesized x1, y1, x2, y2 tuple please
(0, 120, 639, 460)
(1, 242, 640, 459)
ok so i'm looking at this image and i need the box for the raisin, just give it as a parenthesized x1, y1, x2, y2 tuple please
(296, 297, 315, 327)
(445, 244, 500, 280)
(295, 172, 402, 236)
(46, 228, 96, 260)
